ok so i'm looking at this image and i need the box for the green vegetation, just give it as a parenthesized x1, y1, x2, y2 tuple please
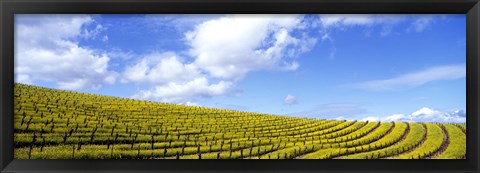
(13, 83, 466, 159)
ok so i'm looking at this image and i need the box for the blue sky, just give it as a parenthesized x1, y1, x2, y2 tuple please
(14, 14, 466, 123)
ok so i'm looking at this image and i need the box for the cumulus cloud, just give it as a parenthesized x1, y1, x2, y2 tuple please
(14, 14, 117, 90)
(185, 14, 316, 79)
(366, 107, 465, 123)
(283, 94, 298, 105)
(127, 15, 317, 103)
(132, 14, 430, 102)
(131, 77, 234, 103)
(122, 52, 200, 85)
(352, 64, 466, 91)
(122, 52, 235, 103)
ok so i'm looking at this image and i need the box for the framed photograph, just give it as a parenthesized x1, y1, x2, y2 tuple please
(1, 0, 479, 172)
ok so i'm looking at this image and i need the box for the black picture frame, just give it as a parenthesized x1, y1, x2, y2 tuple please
(1, 0, 479, 172)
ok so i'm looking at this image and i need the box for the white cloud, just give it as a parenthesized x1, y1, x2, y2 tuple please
(283, 94, 298, 105)
(143, 14, 222, 33)
(107, 48, 136, 60)
(382, 114, 406, 122)
(380, 107, 465, 123)
(122, 52, 236, 103)
(15, 74, 32, 84)
(131, 77, 234, 103)
(407, 16, 434, 32)
(82, 24, 106, 40)
(318, 14, 406, 37)
(185, 14, 316, 79)
(412, 107, 439, 117)
(15, 15, 117, 90)
(335, 116, 348, 120)
(352, 64, 466, 91)
(102, 35, 109, 42)
(360, 116, 380, 122)
(128, 15, 318, 103)
(289, 103, 465, 123)
(319, 14, 375, 29)
(320, 32, 333, 42)
(184, 101, 201, 106)
(318, 14, 445, 39)
(122, 52, 200, 85)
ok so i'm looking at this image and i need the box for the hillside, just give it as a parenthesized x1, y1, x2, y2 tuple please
(13, 83, 466, 159)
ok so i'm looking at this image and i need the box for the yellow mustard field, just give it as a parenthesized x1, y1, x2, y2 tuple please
(13, 83, 466, 159)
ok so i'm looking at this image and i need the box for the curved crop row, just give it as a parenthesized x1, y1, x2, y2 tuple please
(13, 84, 466, 159)
(391, 124, 444, 159)
(300, 122, 405, 159)
(434, 124, 466, 159)
(343, 123, 425, 159)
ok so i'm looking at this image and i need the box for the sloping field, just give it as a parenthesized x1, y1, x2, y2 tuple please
(13, 83, 466, 159)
